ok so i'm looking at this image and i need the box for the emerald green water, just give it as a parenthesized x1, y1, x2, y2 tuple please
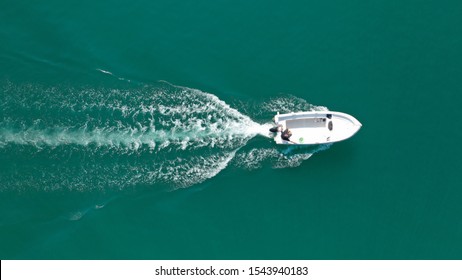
(1, 0, 462, 259)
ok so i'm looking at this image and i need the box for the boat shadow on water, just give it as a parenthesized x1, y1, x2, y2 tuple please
(231, 135, 333, 170)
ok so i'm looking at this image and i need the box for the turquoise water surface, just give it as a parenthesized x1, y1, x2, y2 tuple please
(1, 0, 462, 259)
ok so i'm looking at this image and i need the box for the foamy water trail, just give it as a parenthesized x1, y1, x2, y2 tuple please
(0, 123, 263, 150)
(0, 82, 263, 150)
(0, 81, 329, 191)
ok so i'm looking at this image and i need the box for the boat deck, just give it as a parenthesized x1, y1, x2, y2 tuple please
(278, 121, 330, 144)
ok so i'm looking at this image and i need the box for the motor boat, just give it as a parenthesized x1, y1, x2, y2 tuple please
(270, 111, 361, 145)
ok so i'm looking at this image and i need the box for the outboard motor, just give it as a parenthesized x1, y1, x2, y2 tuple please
(269, 127, 279, 133)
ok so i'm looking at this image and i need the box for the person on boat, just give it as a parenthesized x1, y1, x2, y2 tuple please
(281, 129, 296, 144)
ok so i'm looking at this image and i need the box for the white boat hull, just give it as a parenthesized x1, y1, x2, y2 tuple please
(273, 111, 361, 145)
